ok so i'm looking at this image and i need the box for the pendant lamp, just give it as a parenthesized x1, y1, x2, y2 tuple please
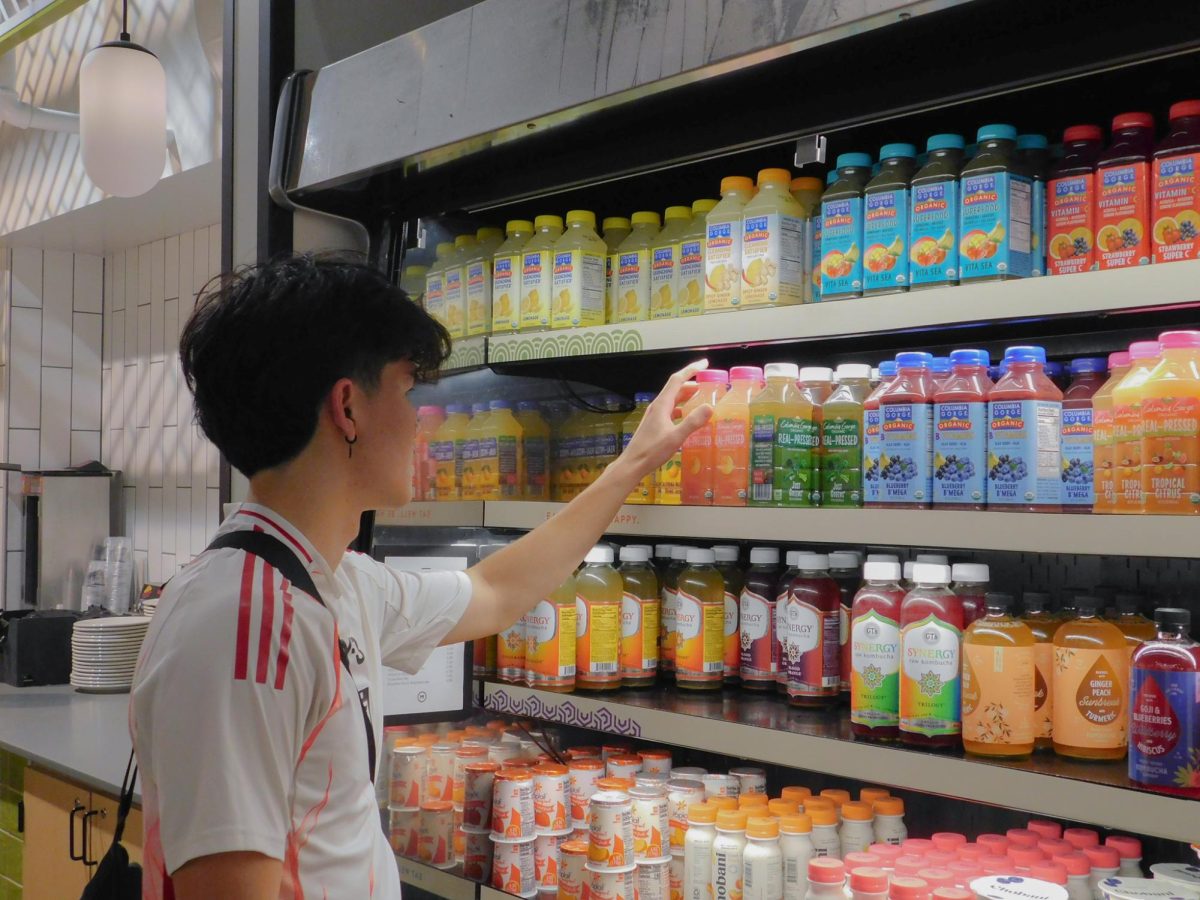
(79, 0, 166, 197)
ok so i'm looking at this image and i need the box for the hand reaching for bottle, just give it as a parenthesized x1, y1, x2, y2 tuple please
(618, 359, 713, 477)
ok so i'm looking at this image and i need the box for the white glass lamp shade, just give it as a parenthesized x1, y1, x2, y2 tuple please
(80, 41, 167, 198)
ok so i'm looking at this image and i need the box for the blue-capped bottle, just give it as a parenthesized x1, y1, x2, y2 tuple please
(1017, 134, 1050, 277)
(863, 360, 898, 506)
(959, 124, 1034, 282)
(819, 153, 873, 300)
(810, 170, 837, 302)
(876, 352, 936, 508)
(863, 143, 917, 295)
(931, 356, 952, 390)
(910, 133, 965, 289)
(933, 349, 991, 510)
(1061, 357, 1106, 513)
(987, 346, 1063, 512)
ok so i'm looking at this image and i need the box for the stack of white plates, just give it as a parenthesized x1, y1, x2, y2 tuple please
(71, 616, 151, 694)
(141, 598, 158, 617)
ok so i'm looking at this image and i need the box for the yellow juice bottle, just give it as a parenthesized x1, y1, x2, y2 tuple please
(622, 392, 656, 504)
(1112, 340, 1161, 512)
(674, 547, 726, 690)
(602, 216, 631, 323)
(712, 366, 765, 506)
(460, 402, 490, 501)
(659, 544, 690, 671)
(476, 400, 524, 500)
(423, 241, 454, 328)
(649, 206, 693, 320)
(704, 176, 756, 312)
(412, 404, 445, 502)
(588, 396, 624, 486)
(1092, 351, 1132, 513)
(614, 211, 662, 322)
(740, 168, 808, 310)
(430, 404, 470, 501)
(1052, 595, 1129, 761)
(400, 264, 428, 306)
(1140, 330, 1200, 514)
(491, 220, 533, 334)
(962, 592, 1036, 758)
(576, 545, 623, 691)
(466, 227, 504, 337)
(748, 363, 801, 507)
(524, 574, 577, 692)
(1020, 591, 1057, 750)
(791, 176, 824, 304)
(520, 215, 563, 332)
(678, 199, 718, 317)
(557, 405, 591, 502)
(443, 234, 476, 339)
(551, 210, 608, 330)
(515, 401, 551, 501)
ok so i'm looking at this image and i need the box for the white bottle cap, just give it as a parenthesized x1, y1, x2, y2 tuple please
(620, 546, 650, 563)
(863, 561, 902, 582)
(915, 553, 949, 565)
(796, 552, 829, 570)
(867, 553, 900, 563)
(827, 552, 859, 571)
(687, 547, 717, 565)
(655, 544, 674, 558)
(834, 549, 864, 564)
(903, 561, 915, 581)
(585, 545, 614, 564)
(712, 545, 739, 562)
(951, 563, 989, 583)
(799, 366, 833, 383)
(785, 550, 802, 567)
(750, 547, 780, 565)
(764, 363, 800, 380)
(912, 562, 952, 585)
(672, 545, 692, 561)
(629, 543, 654, 555)
(836, 363, 871, 381)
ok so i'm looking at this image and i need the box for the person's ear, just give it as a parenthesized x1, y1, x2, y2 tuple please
(328, 378, 357, 442)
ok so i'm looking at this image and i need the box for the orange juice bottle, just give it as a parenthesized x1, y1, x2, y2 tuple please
(431, 404, 470, 501)
(460, 402, 490, 501)
(515, 401, 550, 501)
(557, 405, 591, 502)
(1139, 330, 1200, 514)
(680, 370, 730, 505)
(1020, 591, 1057, 750)
(961, 592, 1035, 758)
(1052, 595, 1128, 760)
(576, 545, 623, 691)
(674, 548, 726, 690)
(413, 405, 445, 501)
(1112, 340, 1162, 513)
(524, 574, 577, 692)
(1092, 351, 1132, 514)
(622, 393, 656, 504)
(476, 400, 524, 500)
(713, 366, 765, 506)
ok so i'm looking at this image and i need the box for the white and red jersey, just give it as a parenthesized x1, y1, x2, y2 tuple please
(130, 503, 471, 899)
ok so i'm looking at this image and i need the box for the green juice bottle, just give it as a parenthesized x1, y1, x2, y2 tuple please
(820, 364, 871, 507)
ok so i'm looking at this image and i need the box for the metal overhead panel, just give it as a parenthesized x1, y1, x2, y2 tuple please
(0, 0, 88, 56)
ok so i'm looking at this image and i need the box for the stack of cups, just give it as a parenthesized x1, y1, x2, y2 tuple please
(451, 745, 488, 862)
(532, 763, 573, 895)
(388, 744, 427, 857)
(417, 800, 455, 869)
(631, 780, 671, 900)
(460, 759, 498, 882)
(607, 754, 644, 781)
(491, 768, 538, 897)
(667, 775, 706, 900)
(558, 840, 590, 900)
(426, 743, 457, 803)
(569, 757, 606, 833)
(730, 766, 768, 795)
(587, 789, 637, 900)
(640, 749, 673, 776)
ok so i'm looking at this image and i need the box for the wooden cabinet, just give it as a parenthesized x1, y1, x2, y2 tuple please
(90, 791, 143, 867)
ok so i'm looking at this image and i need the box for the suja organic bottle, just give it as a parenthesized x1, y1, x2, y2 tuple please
(850, 560, 905, 742)
(961, 592, 1036, 758)
(676, 548, 726, 690)
(1052, 596, 1128, 760)
(681, 370, 731, 506)
(784, 553, 841, 708)
(740, 547, 782, 690)
(899, 563, 963, 749)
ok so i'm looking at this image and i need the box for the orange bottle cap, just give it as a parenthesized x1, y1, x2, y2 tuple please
(780, 813, 812, 834)
(767, 799, 799, 818)
(720, 176, 755, 195)
(739, 792, 769, 808)
(687, 803, 718, 825)
(820, 788, 852, 807)
(757, 167, 793, 187)
(708, 796, 738, 811)
(874, 797, 905, 815)
(790, 176, 824, 192)
(841, 801, 874, 821)
(780, 786, 812, 803)
(859, 787, 891, 805)
(716, 810, 749, 831)
(747, 817, 780, 839)
(808, 807, 838, 827)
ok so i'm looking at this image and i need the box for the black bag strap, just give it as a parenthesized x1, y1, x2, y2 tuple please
(113, 747, 137, 844)
(206, 530, 378, 783)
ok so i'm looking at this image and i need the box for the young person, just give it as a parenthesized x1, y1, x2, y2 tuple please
(130, 254, 711, 899)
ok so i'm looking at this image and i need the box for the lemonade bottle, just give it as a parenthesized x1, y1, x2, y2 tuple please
(791, 176, 823, 304)
(524, 574, 577, 692)
(1112, 340, 1162, 513)
(520, 215, 564, 331)
(556, 403, 591, 502)
(551, 210, 607, 330)
(680, 370, 730, 505)
(863, 360, 898, 505)
(1047, 125, 1103, 277)
(1092, 351, 1131, 514)
(400, 264, 428, 306)
(544, 401, 571, 501)
(1095, 113, 1154, 270)
(704, 176, 756, 312)
(466, 227, 504, 337)
(713, 545, 744, 684)
(819, 153, 873, 300)
(678, 199, 717, 317)
(576, 545, 623, 691)
(413, 405, 445, 502)
(476, 400, 524, 500)
(962, 592, 1036, 758)
(1017, 134, 1049, 277)
(460, 402, 490, 501)
(1151, 100, 1200, 264)
(713, 366, 765, 506)
(492, 220, 533, 334)
(821, 363, 871, 508)
(863, 143, 917, 295)
(619, 546, 660, 688)
(443, 234, 476, 339)
(515, 401, 550, 501)
(424, 241, 455, 328)
(622, 393, 657, 504)
(649, 206, 693, 319)
(959, 124, 1033, 282)
(749, 363, 800, 507)
(1021, 592, 1057, 750)
(431, 404, 470, 501)
(1052, 596, 1129, 761)
(614, 211, 661, 322)
(1139, 330, 1200, 514)
(741, 168, 807, 309)
(602, 216, 632, 323)
(909, 134, 964, 289)
(675, 547, 726, 691)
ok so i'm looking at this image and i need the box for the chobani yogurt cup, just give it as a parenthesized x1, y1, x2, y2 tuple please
(1103, 877, 1200, 900)
(970, 875, 1069, 900)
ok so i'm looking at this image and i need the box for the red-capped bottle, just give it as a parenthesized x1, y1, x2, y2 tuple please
(1047, 125, 1103, 276)
(1095, 112, 1155, 270)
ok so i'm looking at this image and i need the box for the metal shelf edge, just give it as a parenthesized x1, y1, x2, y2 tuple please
(375, 502, 486, 528)
(397, 857, 478, 900)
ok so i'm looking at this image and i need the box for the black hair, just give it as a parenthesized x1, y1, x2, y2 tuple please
(180, 252, 451, 477)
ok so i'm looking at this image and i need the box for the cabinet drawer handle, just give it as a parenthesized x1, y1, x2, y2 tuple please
(68, 800, 86, 861)
(82, 809, 100, 866)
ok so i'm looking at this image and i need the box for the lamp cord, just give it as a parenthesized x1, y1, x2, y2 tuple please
(119, 0, 129, 41)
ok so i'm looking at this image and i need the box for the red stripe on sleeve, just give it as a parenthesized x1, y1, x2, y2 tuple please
(256, 564, 277, 684)
(275, 580, 295, 690)
(233, 553, 256, 681)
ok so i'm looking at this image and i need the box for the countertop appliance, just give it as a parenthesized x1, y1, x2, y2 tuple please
(1, 609, 80, 686)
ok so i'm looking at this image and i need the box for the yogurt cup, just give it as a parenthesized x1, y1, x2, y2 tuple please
(1103, 877, 1200, 900)
(970, 875, 1069, 900)
(491, 835, 537, 897)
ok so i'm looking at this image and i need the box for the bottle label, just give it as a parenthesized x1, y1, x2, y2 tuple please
(1152, 153, 1200, 263)
(1061, 407, 1096, 507)
(933, 400, 987, 505)
(810, 211, 824, 302)
(909, 180, 960, 286)
(1129, 668, 1200, 788)
(713, 417, 751, 504)
(741, 212, 806, 307)
(1031, 177, 1046, 276)
(1052, 647, 1127, 749)
(879, 402, 934, 505)
(776, 416, 819, 507)
(431, 439, 458, 499)
(863, 187, 910, 292)
(850, 610, 901, 728)
(962, 642, 1034, 747)
(819, 197, 864, 298)
(524, 435, 549, 499)
(1034, 641, 1054, 740)
(1141, 395, 1200, 514)
(496, 615, 526, 674)
(1096, 162, 1151, 269)
(773, 591, 787, 682)
(675, 590, 724, 678)
(704, 220, 743, 310)
(660, 586, 677, 664)
(492, 255, 520, 332)
(615, 248, 653, 322)
(785, 598, 839, 696)
(525, 599, 576, 683)
(620, 592, 659, 675)
(521, 249, 554, 328)
(987, 399, 1062, 507)
(1093, 405, 1116, 510)
(900, 614, 962, 736)
(863, 407, 882, 503)
(649, 244, 678, 319)
(443, 265, 466, 338)
(576, 596, 620, 679)
(821, 415, 862, 507)
(552, 250, 606, 329)
(425, 271, 446, 324)
(677, 239, 705, 316)
(724, 590, 740, 676)
(1047, 174, 1095, 276)
(466, 260, 492, 336)
(739, 589, 774, 679)
(605, 249, 618, 322)
(656, 452, 682, 506)
(749, 415, 777, 506)
(959, 172, 1033, 280)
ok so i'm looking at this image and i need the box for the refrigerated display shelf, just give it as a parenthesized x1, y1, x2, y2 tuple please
(481, 681, 1198, 843)
(375, 502, 485, 528)
(482, 501, 1200, 559)
(397, 857, 477, 900)
(445, 336, 488, 373)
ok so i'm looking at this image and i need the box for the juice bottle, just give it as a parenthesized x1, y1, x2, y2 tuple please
(790, 367, 834, 506)
(476, 400, 523, 500)
(544, 401, 571, 501)
(930, 357, 952, 391)
(556, 403, 591, 502)
(443, 234, 476, 339)
(863, 143, 917, 295)
(400, 264, 427, 306)
(660, 544, 692, 674)
(622, 393, 657, 504)
(602, 216, 632, 323)
(491, 220, 533, 334)
(1151, 99, 1200, 264)
(951, 563, 989, 627)
(740, 546, 782, 690)
(827, 551, 861, 699)
(1047, 125, 1103, 276)
(749, 363, 800, 507)
(589, 395, 625, 485)
(1140, 330, 1200, 514)
(704, 176, 756, 312)
(791, 175, 824, 304)
(1021, 592, 1057, 751)
(551, 210, 607, 330)
(1096, 113, 1155, 269)
(714, 545, 745, 684)
(1017, 134, 1049, 277)
(678, 199, 718, 317)
(877, 352, 935, 508)
(962, 592, 1036, 758)
(515, 401, 550, 501)
(1112, 340, 1162, 513)
(820, 153, 873, 300)
(811, 171, 836, 302)
(959, 124, 1033, 282)
(1113, 593, 1156, 661)
(680, 370, 730, 505)
(413, 405, 445, 502)
(675, 547, 726, 690)
(431, 404, 470, 501)
(423, 240, 454, 329)
(466, 226, 504, 337)
(1129, 607, 1200, 798)
(910, 134, 965, 289)
(713, 366, 765, 506)
(520, 214, 564, 331)
(774, 551, 800, 695)
(741, 168, 808, 309)
(575, 545, 623, 691)
(1061, 357, 1107, 512)
(524, 574, 577, 692)
(618, 546, 660, 688)
(933, 349, 990, 510)
(987, 346, 1063, 512)
(821, 364, 871, 508)
(1052, 596, 1129, 760)
(460, 402, 489, 501)
(1092, 351, 1132, 513)
(615, 211, 662, 322)
(899, 563, 963, 749)
(863, 360, 898, 505)
(850, 560, 905, 741)
(784, 553, 841, 708)
(650, 206, 693, 319)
